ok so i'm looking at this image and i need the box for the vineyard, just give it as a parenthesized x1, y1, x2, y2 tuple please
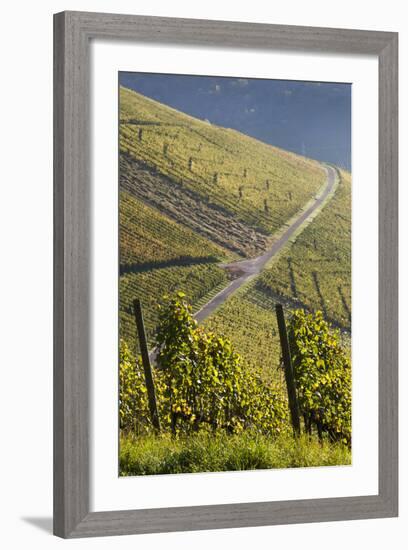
(120, 85, 326, 255)
(120, 191, 231, 269)
(204, 169, 351, 381)
(119, 295, 351, 474)
(118, 84, 352, 474)
(258, 169, 351, 330)
(119, 191, 232, 352)
(119, 85, 329, 354)
(120, 264, 229, 352)
(204, 282, 284, 383)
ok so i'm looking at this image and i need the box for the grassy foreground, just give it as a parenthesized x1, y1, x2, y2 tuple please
(120, 432, 351, 476)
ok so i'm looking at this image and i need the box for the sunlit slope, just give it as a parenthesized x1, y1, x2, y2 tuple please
(120, 264, 229, 352)
(205, 170, 351, 381)
(120, 191, 229, 270)
(204, 282, 285, 386)
(120, 85, 326, 258)
(258, 169, 351, 329)
(119, 193, 230, 351)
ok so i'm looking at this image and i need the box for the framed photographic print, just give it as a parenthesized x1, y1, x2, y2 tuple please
(54, 11, 398, 538)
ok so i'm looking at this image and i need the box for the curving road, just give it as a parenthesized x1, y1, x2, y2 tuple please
(194, 165, 337, 323)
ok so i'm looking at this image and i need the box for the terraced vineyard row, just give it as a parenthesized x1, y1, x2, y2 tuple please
(120, 264, 229, 352)
(120, 155, 270, 258)
(204, 282, 285, 385)
(120, 190, 231, 269)
(120, 86, 326, 250)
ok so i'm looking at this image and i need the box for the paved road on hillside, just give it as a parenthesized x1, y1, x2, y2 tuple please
(194, 165, 337, 323)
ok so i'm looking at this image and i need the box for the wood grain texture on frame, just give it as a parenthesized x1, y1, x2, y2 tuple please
(53, 11, 398, 538)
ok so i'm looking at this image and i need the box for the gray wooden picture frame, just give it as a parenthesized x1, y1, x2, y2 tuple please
(53, 10, 398, 538)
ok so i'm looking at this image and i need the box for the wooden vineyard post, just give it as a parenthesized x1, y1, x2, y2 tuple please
(275, 304, 301, 435)
(133, 299, 161, 432)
